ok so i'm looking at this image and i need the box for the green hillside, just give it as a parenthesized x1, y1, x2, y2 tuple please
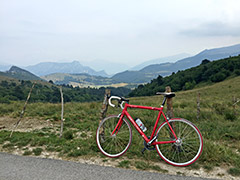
(0, 76, 239, 178)
(129, 55, 240, 97)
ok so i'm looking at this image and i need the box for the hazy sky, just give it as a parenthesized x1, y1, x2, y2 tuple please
(1, 0, 240, 67)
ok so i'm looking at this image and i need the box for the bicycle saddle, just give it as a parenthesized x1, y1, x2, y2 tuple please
(156, 92, 175, 98)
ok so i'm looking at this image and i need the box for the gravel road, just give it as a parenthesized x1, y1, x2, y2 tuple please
(0, 152, 216, 180)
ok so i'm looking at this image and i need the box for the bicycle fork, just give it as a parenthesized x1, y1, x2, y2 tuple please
(111, 113, 123, 136)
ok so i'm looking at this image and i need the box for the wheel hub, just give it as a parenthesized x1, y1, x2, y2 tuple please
(175, 138, 182, 146)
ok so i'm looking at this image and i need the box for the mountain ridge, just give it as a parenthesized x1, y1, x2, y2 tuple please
(130, 53, 191, 71)
(129, 55, 240, 97)
(112, 43, 240, 83)
(0, 66, 42, 81)
(24, 61, 109, 77)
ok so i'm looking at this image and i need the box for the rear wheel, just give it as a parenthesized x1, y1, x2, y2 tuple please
(155, 119, 203, 166)
(96, 115, 132, 158)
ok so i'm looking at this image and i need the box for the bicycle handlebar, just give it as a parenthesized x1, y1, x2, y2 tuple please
(108, 96, 125, 109)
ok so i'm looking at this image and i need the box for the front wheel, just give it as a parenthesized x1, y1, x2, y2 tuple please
(96, 115, 132, 158)
(155, 119, 203, 166)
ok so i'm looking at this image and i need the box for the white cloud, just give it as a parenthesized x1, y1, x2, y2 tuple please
(180, 21, 240, 37)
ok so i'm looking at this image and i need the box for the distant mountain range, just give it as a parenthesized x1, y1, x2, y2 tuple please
(1, 43, 239, 87)
(112, 44, 240, 83)
(24, 61, 108, 77)
(81, 60, 130, 75)
(130, 53, 191, 71)
(0, 66, 42, 81)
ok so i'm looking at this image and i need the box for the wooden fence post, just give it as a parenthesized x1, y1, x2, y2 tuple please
(99, 89, 111, 124)
(10, 82, 36, 137)
(165, 86, 175, 139)
(59, 86, 64, 138)
(99, 89, 111, 136)
(165, 86, 174, 119)
(197, 92, 200, 120)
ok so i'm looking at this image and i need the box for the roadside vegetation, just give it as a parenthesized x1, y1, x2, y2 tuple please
(0, 76, 239, 178)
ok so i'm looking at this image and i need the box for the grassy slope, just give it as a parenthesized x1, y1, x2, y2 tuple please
(0, 76, 239, 176)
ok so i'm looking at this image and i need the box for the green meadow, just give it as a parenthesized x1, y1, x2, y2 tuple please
(0, 76, 240, 177)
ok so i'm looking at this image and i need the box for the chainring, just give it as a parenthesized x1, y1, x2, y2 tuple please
(143, 136, 156, 151)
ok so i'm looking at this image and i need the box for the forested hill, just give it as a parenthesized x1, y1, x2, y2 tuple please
(129, 55, 240, 97)
(0, 78, 131, 103)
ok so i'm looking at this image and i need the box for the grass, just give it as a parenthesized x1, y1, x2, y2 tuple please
(228, 167, 240, 177)
(0, 76, 240, 176)
(23, 150, 32, 156)
(118, 160, 130, 168)
(134, 160, 168, 173)
(33, 148, 43, 156)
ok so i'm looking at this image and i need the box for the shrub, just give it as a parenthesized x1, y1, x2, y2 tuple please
(224, 111, 236, 121)
(228, 168, 240, 176)
(33, 148, 43, 156)
(63, 130, 74, 140)
(210, 72, 226, 82)
(23, 150, 32, 156)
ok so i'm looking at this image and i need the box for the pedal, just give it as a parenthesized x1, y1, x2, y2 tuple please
(141, 147, 146, 154)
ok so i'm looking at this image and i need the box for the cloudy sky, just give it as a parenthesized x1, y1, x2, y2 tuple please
(1, 0, 240, 67)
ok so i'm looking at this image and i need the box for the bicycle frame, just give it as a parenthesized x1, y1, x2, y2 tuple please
(111, 103, 177, 145)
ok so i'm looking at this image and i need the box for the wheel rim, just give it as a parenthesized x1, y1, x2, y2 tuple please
(96, 116, 132, 157)
(156, 119, 203, 166)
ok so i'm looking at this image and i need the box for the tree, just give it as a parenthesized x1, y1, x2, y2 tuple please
(210, 72, 226, 82)
(201, 59, 210, 65)
(14, 86, 24, 100)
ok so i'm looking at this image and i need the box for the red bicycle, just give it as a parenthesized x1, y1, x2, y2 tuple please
(96, 93, 203, 166)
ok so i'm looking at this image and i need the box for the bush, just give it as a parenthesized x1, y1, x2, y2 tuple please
(23, 150, 32, 156)
(234, 69, 240, 76)
(33, 148, 43, 156)
(210, 72, 226, 82)
(228, 167, 240, 176)
(63, 130, 74, 140)
(224, 111, 236, 121)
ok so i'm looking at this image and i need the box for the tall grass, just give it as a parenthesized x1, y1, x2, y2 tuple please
(0, 76, 239, 175)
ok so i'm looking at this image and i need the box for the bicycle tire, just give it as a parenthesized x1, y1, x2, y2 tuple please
(96, 115, 132, 158)
(155, 118, 203, 166)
